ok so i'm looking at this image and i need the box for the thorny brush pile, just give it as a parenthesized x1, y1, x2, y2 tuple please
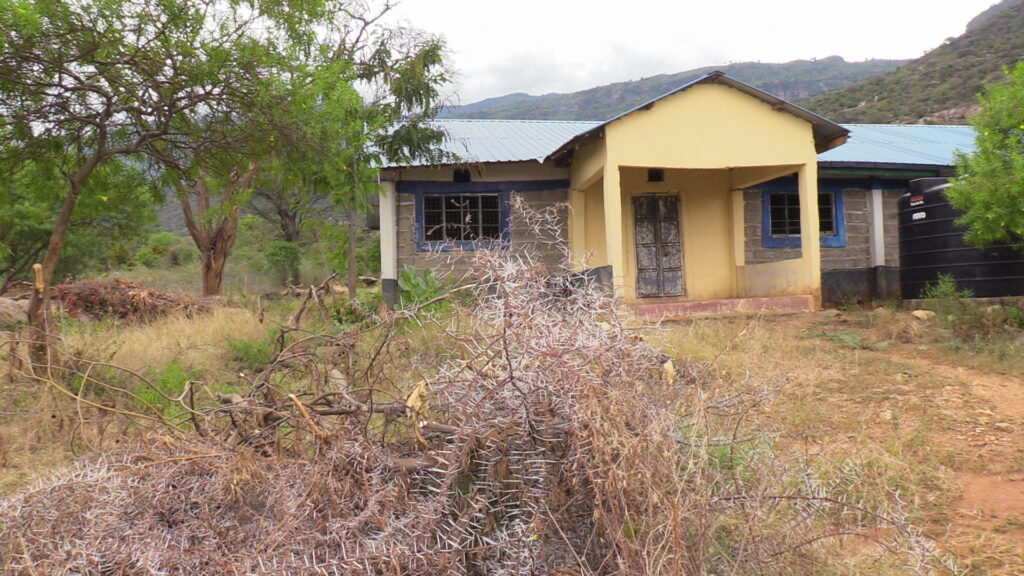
(0, 204, 959, 575)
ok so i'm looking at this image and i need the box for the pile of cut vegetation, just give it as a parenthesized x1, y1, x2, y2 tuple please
(52, 278, 210, 322)
(0, 204, 958, 575)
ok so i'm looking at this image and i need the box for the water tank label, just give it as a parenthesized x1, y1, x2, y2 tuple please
(912, 211, 927, 221)
(910, 195, 924, 207)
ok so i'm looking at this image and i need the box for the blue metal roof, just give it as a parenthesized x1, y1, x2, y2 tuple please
(429, 119, 599, 165)
(822, 124, 975, 166)
(423, 119, 975, 169)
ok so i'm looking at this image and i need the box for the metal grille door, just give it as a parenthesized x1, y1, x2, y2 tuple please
(633, 195, 684, 298)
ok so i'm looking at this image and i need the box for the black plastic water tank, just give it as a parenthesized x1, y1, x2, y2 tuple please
(899, 178, 1024, 299)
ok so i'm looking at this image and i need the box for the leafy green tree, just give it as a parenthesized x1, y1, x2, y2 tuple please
(151, 4, 451, 297)
(947, 62, 1024, 250)
(0, 153, 157, 290)
(0, 0, 313, 346)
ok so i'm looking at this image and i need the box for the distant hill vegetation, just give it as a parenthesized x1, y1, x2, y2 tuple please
(799, 0, 1024, 123)
(438, 56, 907, 121)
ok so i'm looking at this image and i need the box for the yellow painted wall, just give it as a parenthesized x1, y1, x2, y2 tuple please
(582, 180, 607, 268)
(604, 83, 818, 170)
(738, 260, 812, 297)
(564, 81, 823, 305)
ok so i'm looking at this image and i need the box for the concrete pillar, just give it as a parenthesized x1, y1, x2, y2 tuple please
(797, 163, 822, 308)
(602, 164, 624, 293)
(569, 188, 587, 271)
(379, 180, 399, 306)
(731, 188, 746, 298)
(869, 180, 885, 268)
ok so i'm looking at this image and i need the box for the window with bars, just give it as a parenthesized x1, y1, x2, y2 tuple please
(768, 191, 836, 236)
(421, 193, 504, 245)
(762, 189, 845, 248)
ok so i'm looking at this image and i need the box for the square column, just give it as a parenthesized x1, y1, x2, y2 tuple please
(602, 164, 625, 290)
(797, 163, 822, 307)
(379, 180, 399, 306)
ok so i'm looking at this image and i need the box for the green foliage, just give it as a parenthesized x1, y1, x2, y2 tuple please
(331, 297, 372, 326)
(139, 360, 193, 419)
(265, 241, 302, 283)
(920, 273, 974, 302)
(308, 223, 381, 278)
(134, 232, 197, 269)
(946, 62, 1024, 250)
(397, 266, 448, 315)
(0, 155, 159, 286)
(0, 0, 450, 301)
(227, 334, 276, 372)
(921, 274, 988, 340)
(801, 2, 1024, 123)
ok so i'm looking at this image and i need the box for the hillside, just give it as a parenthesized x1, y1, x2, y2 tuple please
(799, 0, 1024, 123)
(438, 56, 906, 121)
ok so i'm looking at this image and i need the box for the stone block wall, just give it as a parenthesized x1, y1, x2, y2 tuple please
(396, 188, 570, 282)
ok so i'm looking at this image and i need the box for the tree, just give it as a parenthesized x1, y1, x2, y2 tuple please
(947, 62, 1024, 250)
(173, 162, 259, 297)
(0, 153, 158, 290)
(296, 52, 451, 299)
(0, 0, 312, 352)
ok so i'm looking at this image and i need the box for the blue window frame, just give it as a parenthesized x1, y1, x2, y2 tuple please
(397, 179, 569, 252)
(757, 177, 846, 249)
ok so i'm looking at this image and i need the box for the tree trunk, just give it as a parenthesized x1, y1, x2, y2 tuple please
(279, 207, 300, 243)
(26, 186, 79, 364)
(201, 251, 228, 297)
(177, 162, 258, 298)
(347, 204, 358, 302)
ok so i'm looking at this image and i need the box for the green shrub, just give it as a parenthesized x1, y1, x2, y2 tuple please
(265, 241, 303, 283)
(134, 232, 197, 269)
(397, 267, 448, 315)
(138, 359, 193, 419)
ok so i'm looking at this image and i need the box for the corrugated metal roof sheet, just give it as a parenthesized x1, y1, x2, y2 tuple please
(423, 119, 975, 168)
(823, 124, 976, 166)
(430, 119, 599, 165)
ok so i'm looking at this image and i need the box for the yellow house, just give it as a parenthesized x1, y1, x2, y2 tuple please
(379, 72, 853, 316)
(549, 72, 848, 313)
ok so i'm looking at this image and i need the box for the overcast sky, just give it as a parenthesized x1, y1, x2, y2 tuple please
(386, 0, 1000, 104)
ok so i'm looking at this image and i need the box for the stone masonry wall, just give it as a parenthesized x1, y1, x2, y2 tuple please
(396, 188, 569, 282)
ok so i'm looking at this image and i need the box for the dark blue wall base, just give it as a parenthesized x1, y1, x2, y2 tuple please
(381, 278, 400, 308)
(822, 266, 900, 306)
(582, 265, 613, 287)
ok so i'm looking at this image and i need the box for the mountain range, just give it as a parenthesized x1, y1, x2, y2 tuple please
(437, 57, 907, 121)
(440, 0, 1024, 124)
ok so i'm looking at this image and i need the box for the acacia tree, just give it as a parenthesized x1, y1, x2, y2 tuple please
(947, 61, 1024, 250)
(0, 0, 310, 351)
(249, 16, 451, 299)
(0, 152, 157, 290)
(1, 0, 449, 343)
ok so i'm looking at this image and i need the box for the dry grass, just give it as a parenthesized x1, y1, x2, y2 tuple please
(0, 203, 966, 575)
(61, 306, 271, 376)
(649, 308, 1024, 575)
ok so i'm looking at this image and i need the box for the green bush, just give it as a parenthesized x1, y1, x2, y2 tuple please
(134, 232, 197, 269)
(265, 241, 302, 283)
(138, 359, 193, 419)
(397, 266, 448, 315)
